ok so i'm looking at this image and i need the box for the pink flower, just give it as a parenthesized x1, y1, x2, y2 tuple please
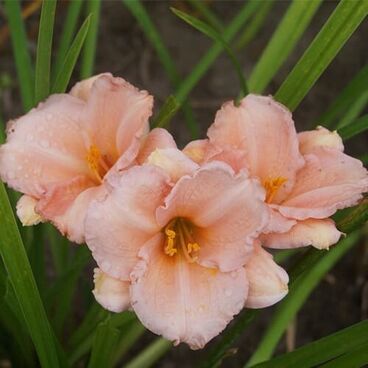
(85, 149, 287, 348)
(0, 73, 156, 243)
(187, 94, 368, 250)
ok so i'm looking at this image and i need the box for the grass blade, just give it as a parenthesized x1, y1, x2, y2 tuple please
(0, 183, 59, 367)
(250, 320, 368, 368)
(53, 0, 83, 78)
(319, 64, 368, 127)
(80, 0, 101, 79)
(152, 95, 180, 128)
(52, 15, 91, 93)
(171, 7, 248, 98)
(246, 231, 360, 366)
(336, 91, 368, 128)
(4, 0, 34, 111)
(338, 114, 368, 140)
(319, 342, 368, 368)
(35, 0, 57, 104)
(124, 338, 172, 368)
(249, 0, 322, 93)
(275, 0, 368, 111)
(87, 319, 120, 368)
(235, 0, 274, 50)
(187, 0, 223, 31)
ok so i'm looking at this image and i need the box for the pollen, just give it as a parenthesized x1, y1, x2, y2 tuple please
(263, 177, 287, 203)
(164, 228, 178, 256)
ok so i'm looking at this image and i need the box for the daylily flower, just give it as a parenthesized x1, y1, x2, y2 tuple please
(0, 73, 154, 243)
(184, 94, 368, 250)
(85, 149, 288, 348)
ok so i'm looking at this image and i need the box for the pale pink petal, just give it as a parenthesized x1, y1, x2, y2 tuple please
(70, 73, 111, 101)
(36, 176, 105, 243)
(261, 219, 342, 250)
(183, 139, 209, 164)
(130, 235, 248, 349)
(262, 208, 296, 234)
(16, 195, 44, 226)
(278, 148, 368, 220)
(245, 245, 289, 308)
(137, 128, 177, 164)
(298, 126, 344, 155)
(85, 165, 171, 280)
(207, 94, 304, 202)
(85, 74, 153, 165)
(93, 268, 130, 313)
(147, 148, 199, 182)
(0, 95, 89, 197)
(157, 162, 269, 271)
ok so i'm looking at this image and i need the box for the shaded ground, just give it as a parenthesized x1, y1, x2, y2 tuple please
(1, 1, 368, 367)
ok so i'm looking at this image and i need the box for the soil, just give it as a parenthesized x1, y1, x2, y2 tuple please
(0, 1, 367, 367)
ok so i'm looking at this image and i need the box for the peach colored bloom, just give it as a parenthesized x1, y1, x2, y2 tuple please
(186, 95, 368, 250)
(0, 73, 158, 243)
(85, 150, 287, 348)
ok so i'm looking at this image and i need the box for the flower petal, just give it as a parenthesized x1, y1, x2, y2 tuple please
(245, 245, 289, 308)
(298, 126, 344, 155)
(261, 218, 342, 250)
(85, 74, 153, 165)
(0, 95, 88, 197)
(137, 128, 177, 164)
(93, 268, 130, 313)
(183, 139, 209, 164)
(85, 165, 171, 280)
(278, 148, 368, 219)
(147, 148, 199, 182)
(16, 195, 44, 226)
(70, 73, 111, 101)
(130, 234, 248, 349)
(208, 94, 304, 202)
(157, 162, 269, 272)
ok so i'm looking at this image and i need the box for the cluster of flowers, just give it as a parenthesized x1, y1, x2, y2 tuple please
(1, 74, 367, 349)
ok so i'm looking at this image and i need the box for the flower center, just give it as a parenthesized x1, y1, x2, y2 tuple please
(163, 218, 200, 263)
(263, 177, 287, 203)
(86, 145, 110, 184)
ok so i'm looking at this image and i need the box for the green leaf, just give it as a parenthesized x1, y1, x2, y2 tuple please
(4, 0, 34, 111)
(171, 7, 248, 99)
(0, 183, 59, 367)
(52, 15, 91, 93)
(319, 64, 368, 127)
(338, 114, 368, 140)
(122, 0, 199, 138)
(249, 0, 322, 93)
(175, 0, 260, 104)
(80, 0, 101, 79)
(87, 319, 120, 368)
(250, 320, 368, 368)
(336, 199, 368, 234)
(35, 0, 57, 104)
(246, 231, 360, 366)
(235, 1, 274, 50)
(53, 0, 84, 78)
(152, 95, 181, 128)
(187, 0, 223, 32)
(337, 91, 368, 128)
(275, 0, 368, 111)
(319, 342, 368, 368)
(124, 338, 172, 368)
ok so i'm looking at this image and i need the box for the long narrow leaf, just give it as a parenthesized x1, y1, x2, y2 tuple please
(35, 0, 57, 104)
(275, 0, 368, 111)
(80, 0, 101, 78)
(246, 231, 360, 366)
(52, 15, 91, 93)
(4, 0, 34, 111)
(338, 114, 368, 140)
(153, 95, 180, 128)
(187, 0, 223, 31)
(250, 320, 368, 368)
(0, 183, 59, 367)
(249, 0, 322, 93)
(53, 0, 84, 78)
(337, 91, 368, 128)
(319, 64, 368, 127)
(171, 7, 248, 98)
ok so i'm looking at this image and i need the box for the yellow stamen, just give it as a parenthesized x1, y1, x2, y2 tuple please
(164, 227, 178, 256)
(263, 177, 287, 203)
